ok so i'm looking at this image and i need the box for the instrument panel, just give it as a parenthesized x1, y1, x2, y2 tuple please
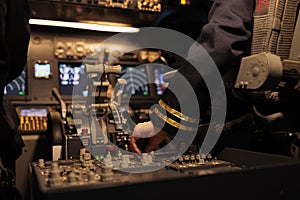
(8, 1, 300, 200)
(29, 148, 300, 200)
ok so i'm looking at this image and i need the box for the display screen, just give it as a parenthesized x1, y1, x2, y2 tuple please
(4, 68, 27, 96)
(59, 62, 88, 96)
(152, 66, 172, 95)
(34, 62, 51, 79)
(19, 108, 48, 117)
(117, 65, 149, 98)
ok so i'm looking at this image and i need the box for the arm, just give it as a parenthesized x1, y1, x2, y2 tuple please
(0, 0, 8, 93)
(151, 0, 255, 135)
(130, 0, 255, 153)
(5, 0, 30, 84)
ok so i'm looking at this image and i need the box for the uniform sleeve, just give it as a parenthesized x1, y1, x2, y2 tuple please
(150, 0, 255, 136)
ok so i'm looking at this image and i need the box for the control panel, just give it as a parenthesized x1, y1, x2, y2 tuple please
(35, 0, 163, 13)
(33, 149, 237, 185)
(30, 148, 241, 198)
(29, 148, 300, 200)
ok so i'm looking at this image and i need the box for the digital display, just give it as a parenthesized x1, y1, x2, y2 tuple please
(117, 65, 149, 98)
(19, 108, 48, 117)
(4, 69, 27, 96)
(152, 65, 172, 95)
(34, 62, 51, 79)
(59, 62, 88, 96)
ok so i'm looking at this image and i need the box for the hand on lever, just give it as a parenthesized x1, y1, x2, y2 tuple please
(130, 121, 167, 153)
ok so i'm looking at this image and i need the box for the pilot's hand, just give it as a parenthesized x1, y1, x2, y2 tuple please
(130, 121, 167, 153)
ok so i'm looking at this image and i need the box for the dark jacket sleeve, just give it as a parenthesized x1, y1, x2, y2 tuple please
(150, 0, 255, 135)
(5, 0, 30, 84)
(0, 0, 8, 91)
(0, 0, 30, 161)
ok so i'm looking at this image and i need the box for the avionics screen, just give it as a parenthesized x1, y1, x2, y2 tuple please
(4, 68, 27, 96)
(117, 65, 149, 98)
(19, 108, 48, 117)
(152, 65, 173, 95)
(34, 62, 51, 79)
(59, 62, 88, 96)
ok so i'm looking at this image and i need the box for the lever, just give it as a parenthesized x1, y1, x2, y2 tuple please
(52, 88, 67, 119)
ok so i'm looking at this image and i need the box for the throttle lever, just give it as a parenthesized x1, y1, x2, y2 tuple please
(52, 88, 67, 119)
